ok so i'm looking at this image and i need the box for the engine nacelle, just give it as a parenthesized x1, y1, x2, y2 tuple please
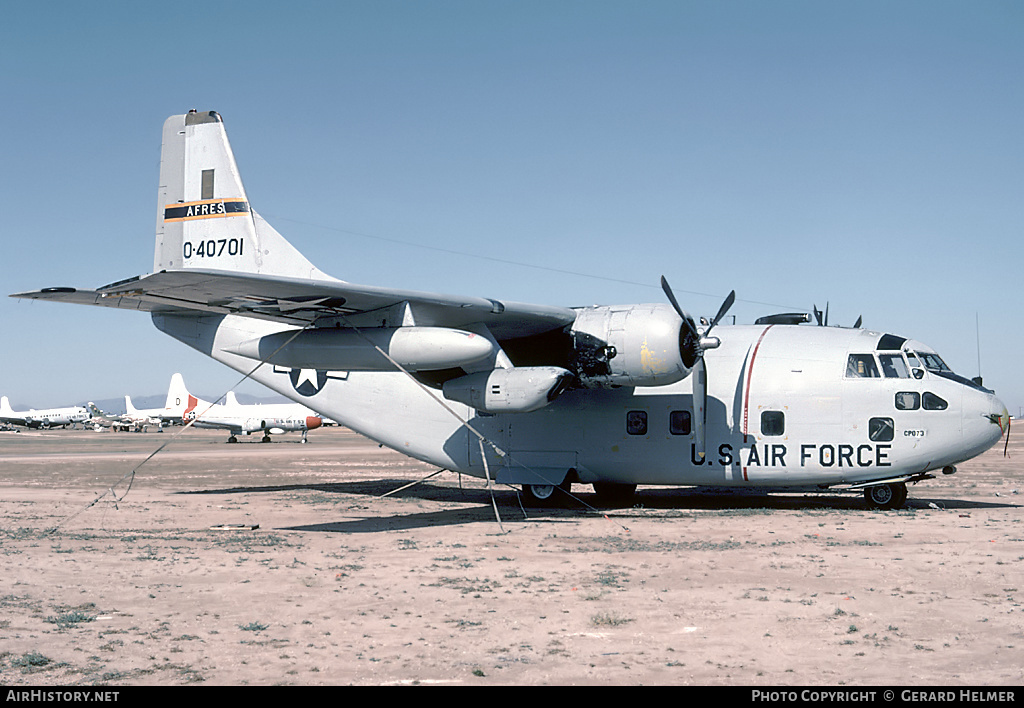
(242, 417, 276, 434)
(443, 366, 574, 413)
(569, 303, 696, 388)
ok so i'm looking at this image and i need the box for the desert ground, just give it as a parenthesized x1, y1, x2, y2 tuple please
(0, 424, 1020, 686)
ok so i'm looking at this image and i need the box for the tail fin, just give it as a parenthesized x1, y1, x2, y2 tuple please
(1, 396, 13, 414)
(225, 391, 241, 407)
(124, 395, 145, 418)
(154, 111, 331, 281)
(163, 373, 196, 418)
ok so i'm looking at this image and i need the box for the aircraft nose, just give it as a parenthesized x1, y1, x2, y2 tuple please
(959, 389, 1009, 460)
(986, 396, 1010, 438)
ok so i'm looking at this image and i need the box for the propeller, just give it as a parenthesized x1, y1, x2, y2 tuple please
(815, 302, 862, 329)
(660, 276, 735, 461)
(813, 303, 828, 326)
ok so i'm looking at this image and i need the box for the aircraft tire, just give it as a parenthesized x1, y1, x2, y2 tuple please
(863, 482, 907, 510)
(593, 482, 637, 507)
(522, 480, 571, 508)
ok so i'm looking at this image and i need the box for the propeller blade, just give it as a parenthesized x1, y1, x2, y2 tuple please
(693, 358, 707, 461)
(705, 290, 736, 337)
(660, 277, 733, 461)
(660, 275, 699, 339)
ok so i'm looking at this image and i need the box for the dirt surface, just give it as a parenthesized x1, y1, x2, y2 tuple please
(0, 425, 1020, 686)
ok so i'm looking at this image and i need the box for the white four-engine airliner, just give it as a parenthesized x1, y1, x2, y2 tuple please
(1, 396, 89, 430)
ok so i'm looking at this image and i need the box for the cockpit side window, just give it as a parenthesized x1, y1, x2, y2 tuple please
(915, 352, 951, 372)
(895, 392, 920, 410)
(846, 354, 880, 378)
(879, 353, 910, 379)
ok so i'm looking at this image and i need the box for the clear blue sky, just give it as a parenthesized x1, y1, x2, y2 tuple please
(2, 1, 1021, 414)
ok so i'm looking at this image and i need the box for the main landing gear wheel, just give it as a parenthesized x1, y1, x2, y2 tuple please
(521, 480, 571, 508)
(863, 482, 908, 510)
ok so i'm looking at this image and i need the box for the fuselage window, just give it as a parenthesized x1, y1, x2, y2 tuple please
(761, 410, 785, 436)
(626, 410, 648, 436)
(923, 392, 948, 410)
(895, 392, 920, 410)
(879, 353, 910, 379)
(869, 417, 894, 442)
(669, 410, 691, 436)
(846, 354, 880, 378)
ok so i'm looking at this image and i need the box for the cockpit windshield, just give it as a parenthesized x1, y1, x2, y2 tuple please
(909, 349, 991, 391)
(915, 352, 951, 373)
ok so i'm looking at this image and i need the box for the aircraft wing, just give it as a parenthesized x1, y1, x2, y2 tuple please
(190, 419, 243, 434)
(11, 269, 577, 341)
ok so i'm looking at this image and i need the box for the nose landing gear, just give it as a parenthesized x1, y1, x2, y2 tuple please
(863, 482, 908, 510)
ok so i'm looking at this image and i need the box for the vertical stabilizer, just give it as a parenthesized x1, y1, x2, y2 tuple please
(163, 373, 194, 415)
(0, 396, 13, 414)
(154, 111, 333, 281)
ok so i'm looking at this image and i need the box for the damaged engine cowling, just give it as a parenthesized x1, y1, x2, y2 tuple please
(443, 366, 574, 413)
(568, 303, 699, 388)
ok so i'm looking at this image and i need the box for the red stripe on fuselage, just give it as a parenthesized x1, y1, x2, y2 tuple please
(742, 325, 774, 481)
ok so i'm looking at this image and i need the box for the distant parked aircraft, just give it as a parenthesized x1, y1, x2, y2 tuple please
(0, 396, 89, 429)
(169, 374, 321, 443)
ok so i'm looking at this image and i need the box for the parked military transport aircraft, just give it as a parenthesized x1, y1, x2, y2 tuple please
(11, 110, 1010, 508)
(0, 396, 89, 429)
(167, 372, 321, 443)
